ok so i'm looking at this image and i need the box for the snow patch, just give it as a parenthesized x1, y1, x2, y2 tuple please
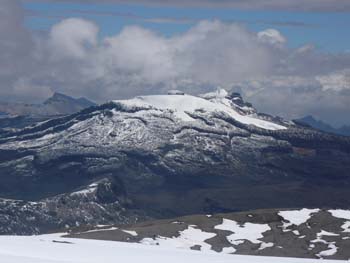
(310, 230, 339, 258)
(292, 230, 300, 236)
(329, 209, 350, 220)
(140, 226, 216, 252)
(340, 221, 350, 233)
(318, 230, 339, 237)
(278, 209, 320, 229)
(83, 227, 118, 234)
(214, 219, 272, 249)
(122, 230, 138, 236)
(317, 243, 338, 258)
(259, 242, 274, 250)
(221, 246, 236, 254)
(70, 183, 98, 196)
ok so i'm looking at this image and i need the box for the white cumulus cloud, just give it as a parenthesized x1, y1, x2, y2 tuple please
(258, 29, 287, 46)
(49, 18, 99, 59)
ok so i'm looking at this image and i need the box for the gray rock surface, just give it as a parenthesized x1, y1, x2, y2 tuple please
(68, 209, 350, 260)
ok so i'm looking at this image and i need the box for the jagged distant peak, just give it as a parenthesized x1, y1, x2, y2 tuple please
(44, 92, 71, 103)
(44, 92, 95, 106)
(51, 92, 72, 99)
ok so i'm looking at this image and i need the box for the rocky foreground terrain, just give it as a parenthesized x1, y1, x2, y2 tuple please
(67, 208, 350, 260)
(0, 89, 349, 235)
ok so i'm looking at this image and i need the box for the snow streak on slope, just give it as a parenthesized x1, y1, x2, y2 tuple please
(0, 234, 346, 263)
(114, 94, 286, 130)
(311, 231, 339, 258)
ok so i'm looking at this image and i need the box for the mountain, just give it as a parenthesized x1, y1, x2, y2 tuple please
(0, 93, 96, 132)
(0, 89, 349, 234)
(43, 92, 96, 115)
(0, 92, 96, 118)
(295, 116, 350, 136)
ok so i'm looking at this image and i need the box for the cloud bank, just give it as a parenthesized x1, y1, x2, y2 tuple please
(1, 0, 350, 126)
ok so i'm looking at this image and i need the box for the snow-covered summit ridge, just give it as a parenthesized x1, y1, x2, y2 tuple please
(113, 89, 286, 131)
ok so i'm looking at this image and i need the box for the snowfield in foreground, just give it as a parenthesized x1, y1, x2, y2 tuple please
(0, 234, 347, 263)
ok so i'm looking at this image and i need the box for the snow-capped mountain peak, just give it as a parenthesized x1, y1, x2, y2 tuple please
(114, 91, 286, 130)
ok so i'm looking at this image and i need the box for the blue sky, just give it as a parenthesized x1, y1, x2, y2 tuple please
(24, 1, 350, 53)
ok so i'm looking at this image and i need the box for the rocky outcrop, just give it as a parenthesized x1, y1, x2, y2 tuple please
(0, 178, 143, 235)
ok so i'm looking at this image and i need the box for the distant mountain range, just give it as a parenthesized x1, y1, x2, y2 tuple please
(295, 115, 350, 136)
(0, 93, 96, 131)
(0, 92, 95, 118)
